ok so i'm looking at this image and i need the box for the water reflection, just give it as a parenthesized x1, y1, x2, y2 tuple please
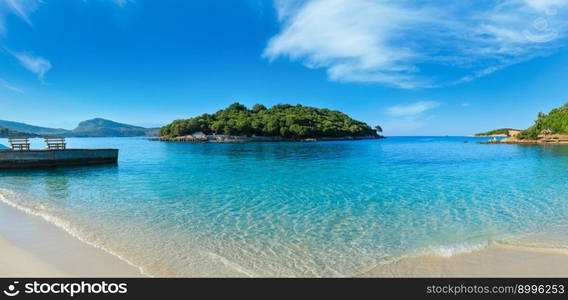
(163, 140, 384, 162)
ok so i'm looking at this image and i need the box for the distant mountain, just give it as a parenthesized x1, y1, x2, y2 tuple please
(71, 118, 159, 137)
(0, 120, 69, 135)
(0, 126, 40, 138)
(0, 118, 159, 137)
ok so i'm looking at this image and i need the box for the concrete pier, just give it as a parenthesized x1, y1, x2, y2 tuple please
(0, 149, 119, 169)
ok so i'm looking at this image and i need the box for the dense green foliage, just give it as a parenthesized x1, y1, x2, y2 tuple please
(474, 128, 517, 136)
(518, 103, 568, 139)
(160, 103, 380, 139)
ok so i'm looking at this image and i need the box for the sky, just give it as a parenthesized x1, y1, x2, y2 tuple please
(0, 0, 568, 135)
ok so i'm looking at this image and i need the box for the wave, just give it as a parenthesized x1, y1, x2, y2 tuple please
(3, 186, 568, 278)
(494, 237, 568, 256)
(0, 188, 151, 277)
(422, 240, 491, 257)
(358, 234, 568, 277)
(399, 236, 568, 262)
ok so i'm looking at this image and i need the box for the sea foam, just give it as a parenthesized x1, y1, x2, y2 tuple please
(0, 188, 150, 277)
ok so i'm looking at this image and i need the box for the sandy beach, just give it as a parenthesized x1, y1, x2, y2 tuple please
(0, 201, 144, 278)
(359, 242, 568, 278)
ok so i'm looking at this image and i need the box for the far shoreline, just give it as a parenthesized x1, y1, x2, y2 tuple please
(479, 137, 568, 145)
(154, 134, 384, 143)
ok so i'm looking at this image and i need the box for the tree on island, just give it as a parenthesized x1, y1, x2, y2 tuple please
(160, 103, 382, 139)
(517, 103, 568, 139)
(374, 125, 383, 133)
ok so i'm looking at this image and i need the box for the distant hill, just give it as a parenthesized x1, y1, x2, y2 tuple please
(0, 118, 159, 137)
(0, 120, 69, 135)
(0, 126, 40, 138)
(474, 128, 520, 137)
(71, 118, 158, 137)
(518, 103, 568, 139)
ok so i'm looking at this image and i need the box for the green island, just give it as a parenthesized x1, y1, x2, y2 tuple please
(474, 128, 520, 137)
(516, 103, 568, 140)
(160, 103, 383, 142)
(482, 103, 568, 144)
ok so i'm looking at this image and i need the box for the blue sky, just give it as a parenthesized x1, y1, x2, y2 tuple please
(0, 0, 567, 135)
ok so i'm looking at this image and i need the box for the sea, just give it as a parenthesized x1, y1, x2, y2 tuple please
(1, 136, 568, 277)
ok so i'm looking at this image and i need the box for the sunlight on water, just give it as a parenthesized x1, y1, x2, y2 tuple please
(1, 137, 568, 276)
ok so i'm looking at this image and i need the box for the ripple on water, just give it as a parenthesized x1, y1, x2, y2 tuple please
(1, 137, 568, 276)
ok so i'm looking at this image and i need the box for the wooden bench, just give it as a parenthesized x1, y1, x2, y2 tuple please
(45, 137, 66, 150)
(8, 138, 30, 151)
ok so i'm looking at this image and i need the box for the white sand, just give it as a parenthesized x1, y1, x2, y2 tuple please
(359, 242, 568, 278)
(0, 202, 144, 278)
(0, 236, 70, 277)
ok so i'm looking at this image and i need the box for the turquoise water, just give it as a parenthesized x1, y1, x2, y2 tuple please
(1, 137, 568, 276)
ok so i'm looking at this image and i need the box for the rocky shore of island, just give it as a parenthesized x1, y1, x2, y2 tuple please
(155, 134, 382, 143)
(479, 135, 568, 145)
(477, 103, 568, 145)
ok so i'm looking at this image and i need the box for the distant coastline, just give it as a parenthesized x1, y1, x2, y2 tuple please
(481, 136, 568, 145)
(474, 128, 521, 137)
(0, 118, 159, 138)
(477, 103, 568, 145)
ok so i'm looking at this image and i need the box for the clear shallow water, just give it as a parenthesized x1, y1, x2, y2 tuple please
(1, 137, 568, 277)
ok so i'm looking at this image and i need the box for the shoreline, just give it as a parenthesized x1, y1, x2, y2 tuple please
(0, 200, 145, 278)
(2, 193, 568, 278)
(359, 241, 568, 278)
(479, 137, 568, 145)
(154, 135, 383, 143)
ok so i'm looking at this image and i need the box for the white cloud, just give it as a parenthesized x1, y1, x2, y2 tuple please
(272, 0, 308, 21)
(0, 0, 41, 34)
(1, 0, 131, 86)
(387, 101, 439, 117)
(0, 78, 23, 93)
(265, 0, 568, 88)
(11, 51, 52, 82)
(113, 0, 134, 7)
(383, 101, 439, 133)
(525, 0, 567, 11)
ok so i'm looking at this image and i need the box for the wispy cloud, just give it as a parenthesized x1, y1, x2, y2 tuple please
(265, 0, 568, 89)
(11, 51, 52, 82)
(0, 0, 46, 83)
(383, 101, 440, 132)
(0, 0, 41, 34)
(1, 0, 129, 87)
(0, 78, 23, 93)
(387, 101, 439, 117)
(113, 0, 134, 7)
